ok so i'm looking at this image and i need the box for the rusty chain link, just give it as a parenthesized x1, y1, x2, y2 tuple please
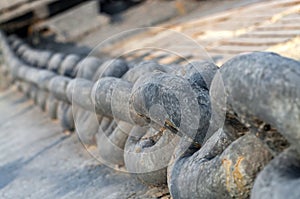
(0, 31, 300, 199)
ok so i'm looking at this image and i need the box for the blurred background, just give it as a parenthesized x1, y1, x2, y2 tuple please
(0, 1, 267, 46)
(1, 0, 299, 65)
(0, 1, 300, 198)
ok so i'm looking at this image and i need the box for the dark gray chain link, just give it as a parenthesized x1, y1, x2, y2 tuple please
(1, 31, 300, 199)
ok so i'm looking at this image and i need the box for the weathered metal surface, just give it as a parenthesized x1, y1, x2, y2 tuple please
(1, 31, 300, 199)
(251, 147, 300, 199)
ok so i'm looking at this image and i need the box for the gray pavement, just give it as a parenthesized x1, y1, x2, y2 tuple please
(0, 88, 167, 199)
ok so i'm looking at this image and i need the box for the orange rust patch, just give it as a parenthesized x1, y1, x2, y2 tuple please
(222, 158, 232, 193)
(223, 156, 246, 195)
(233, 156, 246, 192)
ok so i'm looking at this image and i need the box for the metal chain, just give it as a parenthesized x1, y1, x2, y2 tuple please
(1, 31, 300, 199)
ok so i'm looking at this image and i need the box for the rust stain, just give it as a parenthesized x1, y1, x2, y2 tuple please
(222, 158, 232, 193)
(223, 156, 246, 194)
(233, 156, 245, 192)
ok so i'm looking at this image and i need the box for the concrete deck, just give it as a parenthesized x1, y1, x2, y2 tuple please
(0, 88, 168, 199)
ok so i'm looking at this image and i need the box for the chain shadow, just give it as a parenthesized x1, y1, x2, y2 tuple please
(0, 135, 70, 190)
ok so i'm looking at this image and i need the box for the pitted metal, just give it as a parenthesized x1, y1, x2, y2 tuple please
(1, 31, 300, 199)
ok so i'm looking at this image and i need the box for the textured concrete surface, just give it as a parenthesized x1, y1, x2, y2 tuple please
(100, 0, 300, 66)
(33, 1, 110, 42)
(0, 0, 56, 23)
(78, 0, 267, 49)
(0, 87, 169, 199)
(32, 0, 273, 59)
